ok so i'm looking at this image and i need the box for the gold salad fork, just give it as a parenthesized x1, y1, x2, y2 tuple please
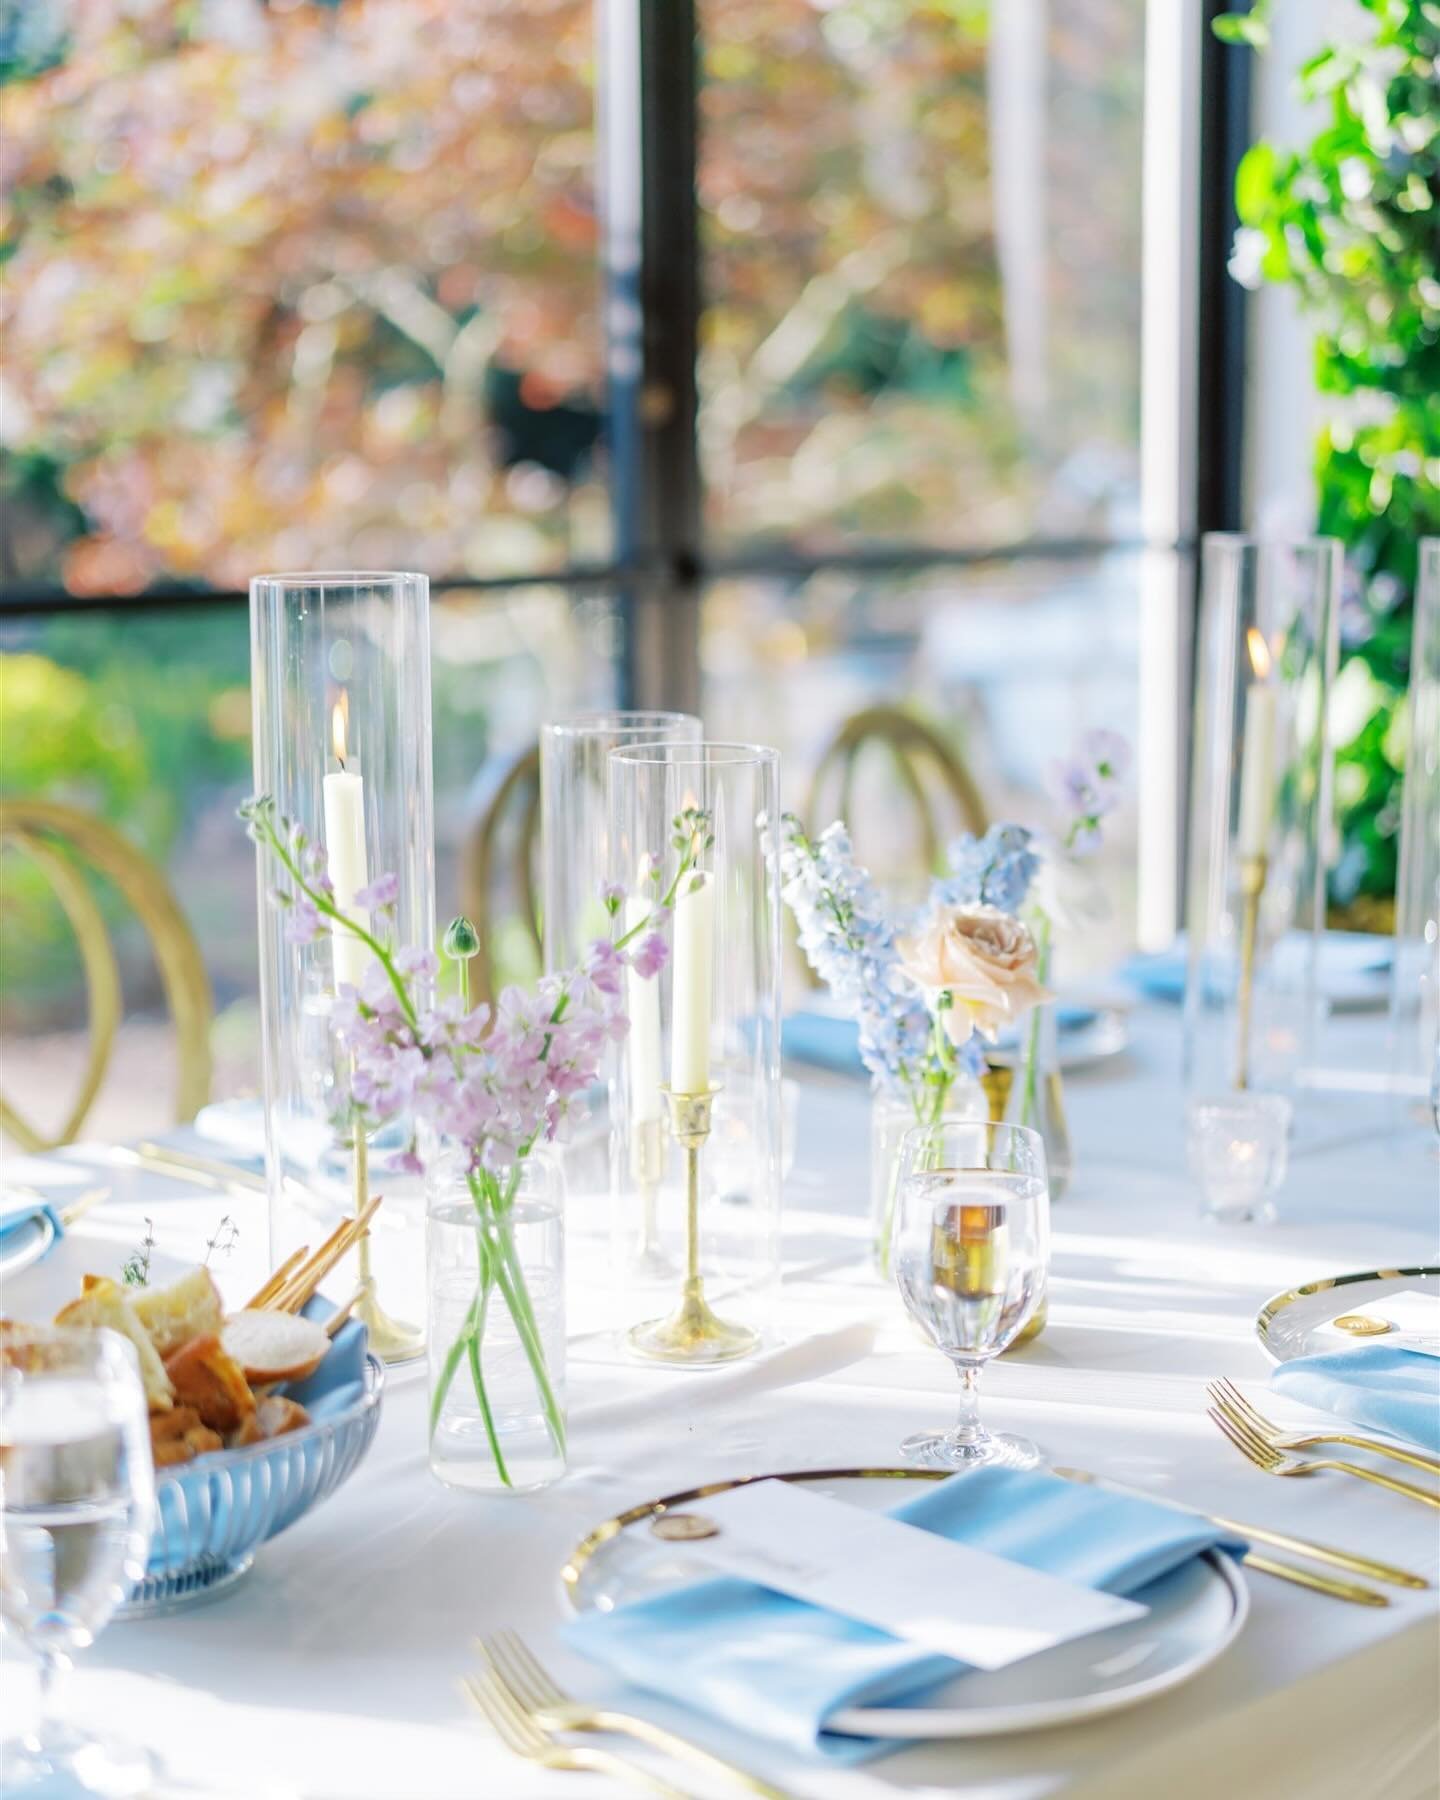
(1209, 1403, 1440, 1510)
(1208, 1378, 1440, 1478)
(479, 1632, 790, 1800)
(462, 1670, 688, 1798)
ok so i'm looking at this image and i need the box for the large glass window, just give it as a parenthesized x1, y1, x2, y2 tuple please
(696, 0, 1145, 549)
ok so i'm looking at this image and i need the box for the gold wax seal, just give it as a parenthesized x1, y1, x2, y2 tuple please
(650, 1511, 719, 1542)
(1333, 1313, 1392, 1337)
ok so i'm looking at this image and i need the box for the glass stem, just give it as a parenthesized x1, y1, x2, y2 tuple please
(33, 1645, 70, 1741)
(950, 1363, 983, 1445)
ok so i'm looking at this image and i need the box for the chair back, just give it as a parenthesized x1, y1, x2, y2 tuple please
(0, 799, 213, 1150)
(805, 704, 987, 874)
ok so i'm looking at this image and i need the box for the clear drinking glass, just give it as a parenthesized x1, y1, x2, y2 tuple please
(1, 1326, 156, 1797)
(890, 1121, 1050, 1471)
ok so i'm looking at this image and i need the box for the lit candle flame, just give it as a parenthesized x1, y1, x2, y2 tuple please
(1246, 627, 1272, 681)
(331, 693, 349, 768)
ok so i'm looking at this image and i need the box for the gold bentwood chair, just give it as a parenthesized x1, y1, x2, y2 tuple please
(459, 743, 543, 1005)
(805, 704, 988, 873)
(0, 799, 213, 1151)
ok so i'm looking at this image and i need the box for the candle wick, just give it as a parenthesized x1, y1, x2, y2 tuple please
(337, 752, 346, 772)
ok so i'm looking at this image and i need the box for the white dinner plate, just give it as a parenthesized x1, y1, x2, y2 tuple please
(563, 1469, 1248, 1739)
(0, 1212, 57, 1286)
(1257, 1267, 1440, 1364)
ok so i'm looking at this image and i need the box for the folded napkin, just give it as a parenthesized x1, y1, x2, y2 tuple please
(1271, 1346, 1440, 1456)
(565, 1466, 1244, 1762)
(1123, 931, 1390, 1006)
(782, 1007, 1097, 1081)
(0, 1192, 63, 1257)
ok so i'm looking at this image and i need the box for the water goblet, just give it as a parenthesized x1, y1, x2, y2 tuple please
(890, 1120, 1050, 1471)
(1, 1325, 156, 1797)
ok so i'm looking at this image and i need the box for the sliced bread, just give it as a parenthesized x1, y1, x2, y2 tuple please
(132, 1265, 224, 1358)
(221, 1310, 330, 1385)
(55, 1279, 174, 1411)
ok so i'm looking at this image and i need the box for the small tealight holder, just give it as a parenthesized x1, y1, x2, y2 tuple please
(1186, 1093, 1292, 1225)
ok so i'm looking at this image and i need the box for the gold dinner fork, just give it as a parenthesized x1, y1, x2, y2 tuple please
(461, 1671, 688, 1798)
(1208, 1378, 1440, 1478)
(479, 1630, 790, 1800)
(1208, 1404, 1440, 1510)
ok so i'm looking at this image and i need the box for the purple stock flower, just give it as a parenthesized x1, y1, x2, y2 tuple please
(355, 871, 399, 911)
(630, 931, 670, 980)
(584, 937, 625, 997)
(283, 897, 322, 945)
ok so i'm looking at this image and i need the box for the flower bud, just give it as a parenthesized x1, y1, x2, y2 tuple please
(443, 915, 481, 961)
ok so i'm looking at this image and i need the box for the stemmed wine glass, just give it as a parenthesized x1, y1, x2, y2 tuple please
(890, 1120, 1050, 1471)
(1, 1325, 156, 1797)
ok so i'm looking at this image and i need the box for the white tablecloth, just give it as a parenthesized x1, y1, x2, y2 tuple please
(3, 1006, 1438, 1800)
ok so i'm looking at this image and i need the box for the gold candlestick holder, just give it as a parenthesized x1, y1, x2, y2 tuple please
(351, 1120, 424, 1364)
(1234, 851, 1268, 1092)
(626, 1086, 758, 1364)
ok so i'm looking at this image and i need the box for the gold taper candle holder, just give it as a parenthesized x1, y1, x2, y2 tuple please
(351, 1117, 424, 1364)
(626, 1086, 758, 1364)
(1234, 852, 1268, 1092)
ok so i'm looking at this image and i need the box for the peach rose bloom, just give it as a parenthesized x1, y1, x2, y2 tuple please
(897, 904, 1051, 1047)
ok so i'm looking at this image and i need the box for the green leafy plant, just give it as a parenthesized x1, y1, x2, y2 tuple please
(1217, 0, 1440, 915)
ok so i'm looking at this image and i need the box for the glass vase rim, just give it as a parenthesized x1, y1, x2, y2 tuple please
(608, 740, 780, 770)
(541, 710, 702, 739)
(250, 570, 429, 590)
(896, 1117, 1047, 1158)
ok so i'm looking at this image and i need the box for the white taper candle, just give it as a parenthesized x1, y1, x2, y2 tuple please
(669, 869, 714, 1095)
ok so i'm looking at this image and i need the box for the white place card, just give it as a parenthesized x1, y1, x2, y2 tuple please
(686, 1479, 1146, 1671)
(1323, 1289, 1440, 1359)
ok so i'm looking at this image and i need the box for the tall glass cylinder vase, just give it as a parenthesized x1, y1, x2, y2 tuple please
(249, 572, 434, 1363)
(539, 712, 702, 1209)
(540, 712, 702, 971)
(607, 743, 783, 1363)
(1183, 535, 1341, 1103)
(1390, 539, 1440, 1106)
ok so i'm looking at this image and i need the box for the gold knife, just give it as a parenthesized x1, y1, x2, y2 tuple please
(1241, 1553, 1387, 1607)
(1054, 1466, 1426, 1590)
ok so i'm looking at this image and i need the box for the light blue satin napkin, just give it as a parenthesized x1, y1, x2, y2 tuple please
(782, 1008, 1097, 1082)
(1271, 1346, 1440, 1455)
(0, 1193, 63, 1256)
(565, 1466, 1244, 1762)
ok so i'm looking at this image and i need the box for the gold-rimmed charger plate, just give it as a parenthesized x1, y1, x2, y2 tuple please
(1256, 1267, 1440, 1364)
(562, 1467, 1248, 1740)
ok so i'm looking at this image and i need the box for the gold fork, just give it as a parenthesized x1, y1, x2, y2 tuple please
(1208, 1378, 1440, 1478)
(1209, 1404, 1440, 1510)
(479, 1630, 790, 1800)
(461, 1671, 688, 1798)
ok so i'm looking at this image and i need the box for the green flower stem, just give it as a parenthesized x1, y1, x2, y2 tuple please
(1018, 911, 1053, 1129)
(465, 1267, 507, 1487)
(259, 813, 419, 1028)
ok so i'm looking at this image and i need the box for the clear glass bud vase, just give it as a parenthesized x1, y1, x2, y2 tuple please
(1004, 998, 1072, 1200)
(426, 1149, 567, 1494)
(869, 1085, 985, 1278)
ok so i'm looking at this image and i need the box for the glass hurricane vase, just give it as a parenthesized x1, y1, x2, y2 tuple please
(426, 1149, 567, 1495)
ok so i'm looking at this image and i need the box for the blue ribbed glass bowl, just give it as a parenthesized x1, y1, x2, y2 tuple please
(121, 1323, 384, 1617)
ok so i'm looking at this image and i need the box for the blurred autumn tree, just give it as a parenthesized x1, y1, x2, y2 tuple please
(1, 0, 1144, 593)
(0, 0, 605, 594)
